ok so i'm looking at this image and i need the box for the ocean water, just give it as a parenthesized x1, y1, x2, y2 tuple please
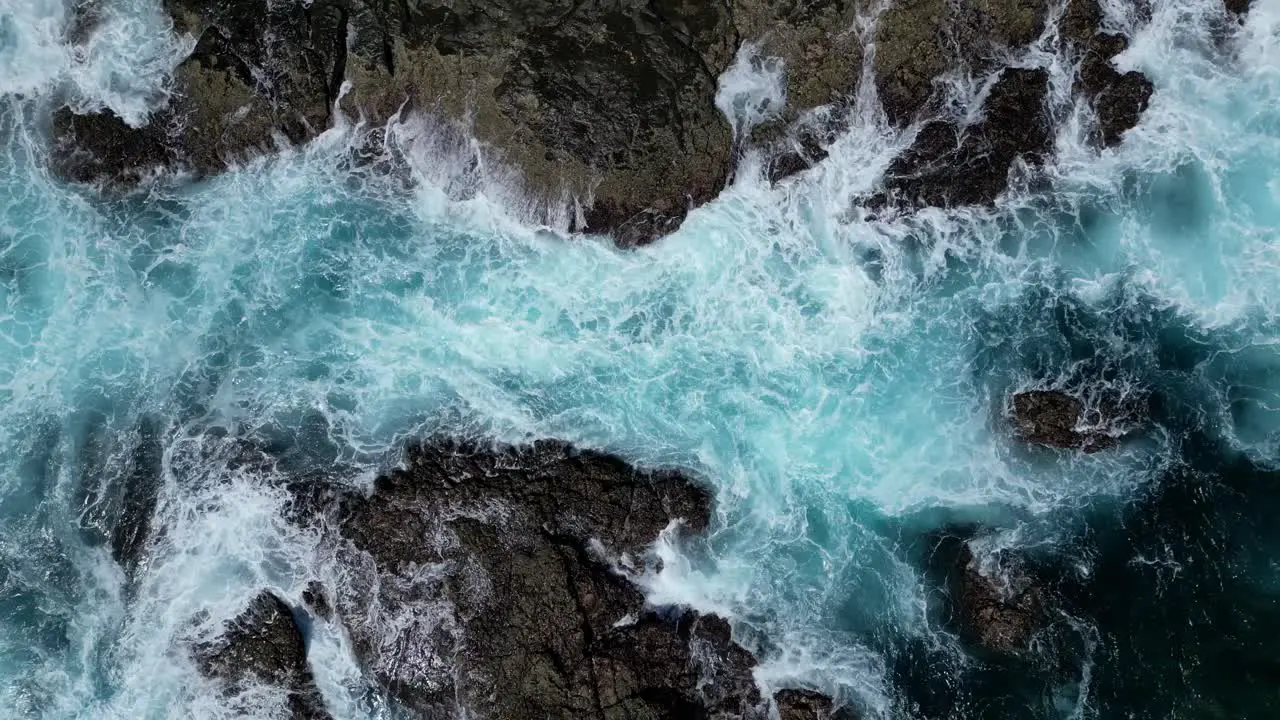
(1, 0, 1279, 718)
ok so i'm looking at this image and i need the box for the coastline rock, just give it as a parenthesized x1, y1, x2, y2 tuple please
(1010, 390, 1126, 452)
(192, 590, 331, 720)
(290, 437, 765, 718)
(300, 581, 331, 622)
(873, 0, 1049, 126)
(874, 67, 1052, 209)
(73, 414, 164, 576)
(1077, 34, 1155, 147)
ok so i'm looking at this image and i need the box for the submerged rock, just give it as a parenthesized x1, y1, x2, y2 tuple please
(192, 590, 331, 720)
(1010, 390, 1126, 453)
(73, 413, 165, 576)
(289, 437, 764, 718)
(875, 67, 1053, 209)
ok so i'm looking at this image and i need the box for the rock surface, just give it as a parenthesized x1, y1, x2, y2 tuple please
(1076, 33, 1155, 147)
(1010, 390, 1122, 452)
(192, 590, 331, 720)
(774, 688, 838, 719)
(873, 0, 1049, 126)
(52, 0, 879, 245)
(289, 437, 766, 718)
(875, 67, 1053, 209)
(951, 543, 1044, 655)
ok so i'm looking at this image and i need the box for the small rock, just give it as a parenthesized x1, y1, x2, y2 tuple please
(1010, 390, 1119, 452)
(192, 591, 331, 720)
(774, 688, 835, 720)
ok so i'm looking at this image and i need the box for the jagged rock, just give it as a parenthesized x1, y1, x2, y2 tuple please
(952, 543, 1044, 655)
(50, 0, 926, 244)
(875, 67, 1052, 209)
(300, 581, 331, 622)
(1010, 390, 1125, 452)
(873, 0, 1049, 126)
(1076, 34, 1154, 147)
(289, 437, 764, 718)
(774, 688, 837, 719)
(192, 590, 331, 720)
(1224, 0, 1251, 17)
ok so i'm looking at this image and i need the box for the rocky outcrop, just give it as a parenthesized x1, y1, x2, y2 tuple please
(1076, 33, 1155, 147)
(874, 67, 1052, 209)
(873, 0, 1049, 126)
(192, 590, 331, 720)
(1009, 389, 1137, 453)
(52, 0, 877, 245)
(288, 437, 766, 718)
(774, 688, 840, 719)
(951, 543, 1044, 655)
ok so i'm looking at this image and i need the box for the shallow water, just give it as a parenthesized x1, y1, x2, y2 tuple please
(1, 0, 1279, 718)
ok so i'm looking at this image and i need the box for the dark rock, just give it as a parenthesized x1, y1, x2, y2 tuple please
(875, 67, 1052, 209)
(290, 437, 763, 718)
(763, 113, 839, 185)
(774, 688, 835, 719)
(192, 590, 331, 720)
(874, 0, 1050, 125)
(1010, 390, 1122, 452)
(300, 581, 331, 622)
(1076, 34, 1154, 147)
(1224, 0, 1251, 16)
(73, 413, 165, 575)
(952, 543, 1044, 655)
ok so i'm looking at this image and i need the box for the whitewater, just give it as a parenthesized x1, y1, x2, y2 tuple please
(1, 0, 1279, 718)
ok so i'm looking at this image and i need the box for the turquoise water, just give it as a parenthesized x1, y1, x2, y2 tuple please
(1, 0, 1279, 717)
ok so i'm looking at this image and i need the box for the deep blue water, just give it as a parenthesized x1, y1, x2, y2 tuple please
(1, 0, 1279, 718)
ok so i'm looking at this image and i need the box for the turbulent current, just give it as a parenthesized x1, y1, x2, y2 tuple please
(2, 0, 1280, 718)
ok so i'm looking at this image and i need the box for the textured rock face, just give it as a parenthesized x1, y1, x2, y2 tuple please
(192, 591, 331, 720)
(873, 0, 1049, 126)
(774, 688, 837, 719)
(52, 0, 876, 245)
(951, 544, 1044, 655)
(1077, 33, 1155, 147)
(290, 438, 765, 718)
(876, 67, 1052, 209)
(1010, 390, 1123, 453)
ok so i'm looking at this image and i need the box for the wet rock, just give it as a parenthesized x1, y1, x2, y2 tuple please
(300, 581, 331, 622)
(291, 437, 764, 718)
(873, 0, 1050, 125)
(1010, 390, 1121, 452)
(875, 67, 1052, 209)
(1224, 0, 1252, 17)
(192, 590, 331, 720)
(73, 413, 165, 575)
(774, 688, 836, 719)
(49, 0, 918, 245)
(952, 543, 1044, 655)
(1076, 34, 1155, 147)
